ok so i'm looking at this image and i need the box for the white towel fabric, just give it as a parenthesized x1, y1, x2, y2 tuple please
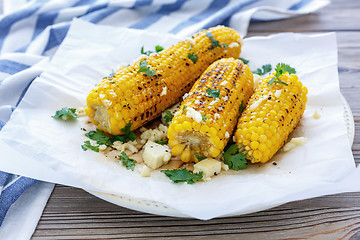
(0, 0, 329, 238)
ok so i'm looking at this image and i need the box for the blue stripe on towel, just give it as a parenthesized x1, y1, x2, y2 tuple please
(0, 59, 30, 75)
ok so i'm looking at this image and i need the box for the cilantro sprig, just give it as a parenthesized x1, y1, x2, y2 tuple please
(155, 140, 168, 145)
(268, 63, 296, 86)
(206, 32, 222, 49)
(223, 144, 247, 170)
(141, 45, 164, 56)
(239, 57, 249, 64)
(206, 88, 220, 99)
(119, 151, 136, 171)
(138, 60, 156, 76)
(52, 107, 78, 121)
(188, 53, 198, 64)
(252, 64, 272, 75)
(163, 110, 174, 125)
(85, 129, 112, 146)
(81, 140, 99, 152)
(195, 152, 206, 161)
(201, 114, 207, 122)
(112, 123, 137, 143)
(161, 169, 203, 184)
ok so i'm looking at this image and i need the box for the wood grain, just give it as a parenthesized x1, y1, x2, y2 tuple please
(32, 0, 360, 239)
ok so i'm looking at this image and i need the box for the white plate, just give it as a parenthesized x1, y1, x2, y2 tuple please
(87, 94, 355, 218)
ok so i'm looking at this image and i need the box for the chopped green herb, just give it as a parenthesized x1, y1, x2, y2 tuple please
(155, 45, 164, 52)
(206, 32, 222, 49)
(141, 45, 164, 56)
(195, 152, 206, 161)
(107, 71, 115, 79)
(188, 52, 198, 64)
(163, 110, 174, 125)
(222, 43, 228, 48)
(161, 169, 203, 184)
(81, 140, 99, 152)
(268, 63, 295, 86)
(112, 123, 137, 143)
(201, 113, 207, 122)
(109, 81, 115, 84)
(223, 144, 247, 170)
(138, 60, 156, 76)
(182, 106, 187, 114)
(239, 100, 245, 114)
(206, 88, 220, 99)
(52, 107, 78, 121)
(155, 140, 168, 145)
(252, 64, 272, 75)
(85, 129, 112, 147)
(239, 57, 249, 64)
(119, 151, 136, 171)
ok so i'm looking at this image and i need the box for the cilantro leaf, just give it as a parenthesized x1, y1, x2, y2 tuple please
(111, 123, 136, 143)
(223, 144, 247, 170)
(206, 32, 222, 49)
(195, 152, 206, 161)
(268, 63, 295, 86)
(155, 45, 164, 52)
(188, 52, 198, 64)
(239, 57, 249, 64)
(138, 60, 156, 76)
(201, 114, 207, 122)
(252, 64, 272, 75)
(161, 169, 203, 184)
(155, 140, 168, 145)
(81, 140, 99, 152)
(85, 129, 112, 146)
(163, 110, 174, 125)
(52, 107, 78, 121)
(222, 43, 228, 48)
(206, 88, 220, 99)
(119, 151, 136, 171)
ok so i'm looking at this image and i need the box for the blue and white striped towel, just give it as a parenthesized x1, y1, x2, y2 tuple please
(0, 0, 329, 235)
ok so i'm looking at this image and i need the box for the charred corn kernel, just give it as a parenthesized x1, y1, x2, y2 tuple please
(181, 149, 192, 162)
(235, 73, 308, 163)
(86, 26, 242, 135)
(168, 58, 254, 162)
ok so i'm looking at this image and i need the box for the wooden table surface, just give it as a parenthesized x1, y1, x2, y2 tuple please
(32, 0, 360, 239)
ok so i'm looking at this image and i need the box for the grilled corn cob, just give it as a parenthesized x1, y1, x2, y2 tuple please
(86, 26, 242, 135)
(167, 58, 254, 162)
(234, 73, 308, 163)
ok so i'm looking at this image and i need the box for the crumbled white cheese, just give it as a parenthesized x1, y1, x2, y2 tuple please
(220, 81, 228, 86)
(142, 141, 171, 169)
(283, 137, 307, 152)
(182, 93, 189, 100)
(225, 132, 230, 138)
(140, 127, 147, 132)
(99, 93, 106, 99)
(140, 124, 168, 144)
(194, 158, 221, 181)
(76, 107, 87, 117)
(99, 144, 107, 151)
(160, 86, 167, 96)
(194, 100, 200, 105)
(228, 42, 240, 48)
(222, 96, 229, 101)
(221, 162, 229, 171)
(138, 165, 151, 177)
(109, 90, 117, 98)
(209, 99, 218, 105)
(313, 110, 321, 119)
(113, 140, 138, 154)
(253, 74, 262, 89)
(275, 90, 282, 98)
(214, 113, 220, 120)
(185, 37, 196, 45)
(185, 107, 202, 123)
(223, 50, 228, 53)
(249, 95, 268, 111)
(102, 99, 111, 108)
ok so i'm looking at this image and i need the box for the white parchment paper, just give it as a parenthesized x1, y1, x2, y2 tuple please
(0, 19, 357, 220)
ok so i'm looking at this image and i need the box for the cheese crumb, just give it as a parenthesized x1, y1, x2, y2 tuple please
(221, 162, 229, 171)
(220, 81, 228, 86)
(249, 95, 267, 111)
(113, 140, 138, 153)
(194, 158, 221, 181)
(225, 132, 230, 138)
(253, 74, 262, 89)
(185, 37, 196, 45)
(228, 42, 240, 48)
(99, 144, 107, 151)
(214, 113, 220, 120)
(185, 107, 202, 123)
(138, 165, 151, 177)
(283, 137, 307, 152)
(76, 107, 87, 117)
(140, 124, 168, 144)
(275, 90, 282, 98)
(142, 141, 171, 169)
(313, 110, 321, 119)
(160, 86, 167, 96)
